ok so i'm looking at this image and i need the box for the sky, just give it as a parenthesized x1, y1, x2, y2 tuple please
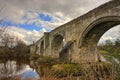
(0, 0, 119, 45)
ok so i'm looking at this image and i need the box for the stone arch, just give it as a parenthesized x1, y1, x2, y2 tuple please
(80, 16, 120, 47)
(40, 41, 44, 55)
(79, 16, 120, 62)
(52, 34, 64, 57)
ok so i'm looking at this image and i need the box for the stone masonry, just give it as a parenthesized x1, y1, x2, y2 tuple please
(30, 0, 120, 63)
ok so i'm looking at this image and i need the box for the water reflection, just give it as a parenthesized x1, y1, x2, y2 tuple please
(0, 60, 39, 80)
(0, 61, 21, 78)
(20, 65, 39, 80)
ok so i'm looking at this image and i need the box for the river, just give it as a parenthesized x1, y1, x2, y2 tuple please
(0, 59, 39, 80)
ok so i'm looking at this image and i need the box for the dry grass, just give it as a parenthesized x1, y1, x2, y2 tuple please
(0, 76, 20, 80)
(34, 62, 115, 80)
(0, 60, 119, 80)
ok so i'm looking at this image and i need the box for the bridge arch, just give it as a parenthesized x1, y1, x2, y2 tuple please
(51, 34, 64, 57)
(80, 16, 120, 47)
(79, 16, 120, 62)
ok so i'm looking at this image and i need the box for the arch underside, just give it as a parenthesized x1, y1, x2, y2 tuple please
(40, 41, 44, 55)
(52, 34, 63, 56)
(81, 16, 120, 47)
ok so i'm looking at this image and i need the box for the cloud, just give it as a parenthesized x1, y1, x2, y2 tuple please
(6, 26, 45, 45)
(1, 0, 119, 45)
(0, 5, 26, 24)
(98, 25, 120, 44)
(0, 0, 111, 26)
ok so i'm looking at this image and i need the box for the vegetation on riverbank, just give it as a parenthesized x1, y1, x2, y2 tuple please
(28, 39, 120, 80)
(0, 41, 30, 60)
(30, 54, 114, 79)
(0, 39, 119, 80)
(99, 39, 120, 60)
(0, 27, 30, 59)
(0, 27, 119, 79)
(98, 39, 120, 80)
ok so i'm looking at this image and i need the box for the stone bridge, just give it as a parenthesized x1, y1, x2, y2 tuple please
(30, 0, 120, 63)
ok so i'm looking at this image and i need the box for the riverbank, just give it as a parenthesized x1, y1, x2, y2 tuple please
(30, 54, 115, 80)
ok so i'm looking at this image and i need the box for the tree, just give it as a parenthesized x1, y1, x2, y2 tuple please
(0, 31, 29, 58)
(0, 33, 15, 47)
(0, 27, 6, 38)
(14, 39, 29, 57)
(105, 40, 113, 45)
(115, 39, 120, 46)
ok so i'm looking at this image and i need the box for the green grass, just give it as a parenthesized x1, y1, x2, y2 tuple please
(36, 56, 59, 64)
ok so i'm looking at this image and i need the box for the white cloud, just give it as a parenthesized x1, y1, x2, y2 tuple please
(41, 28, 46, 32)
(1, 0, 119, 44)
(25, 12, 39, 20)
(0, 5, 26, 24)
(0, 0, 111, 26)
(98, 25, 120, 44)
(6, 26, 44, 45)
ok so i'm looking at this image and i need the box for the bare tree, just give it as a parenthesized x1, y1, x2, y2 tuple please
(0, 33, 15, 47)
(14, 38, 29, 57)
(0, 27, 6, 38)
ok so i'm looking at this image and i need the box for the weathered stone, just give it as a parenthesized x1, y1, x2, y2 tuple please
(30, 0, 120, 63)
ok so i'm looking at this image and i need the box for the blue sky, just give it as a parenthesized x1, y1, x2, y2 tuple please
(39, 13, 52, 22)
(0, 0, 119, 44)
(0, 13, 52, 31)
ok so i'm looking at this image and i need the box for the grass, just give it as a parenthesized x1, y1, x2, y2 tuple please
(36, 56, 59, 64)
(29, 53, 117, 80)
(51, 63, 83, 77)
(99, 50, 109, 55)
(0, 61, 118, 80)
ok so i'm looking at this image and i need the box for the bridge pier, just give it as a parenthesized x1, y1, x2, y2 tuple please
(79, 44, 99, 63)
(30, 0, 120, 64)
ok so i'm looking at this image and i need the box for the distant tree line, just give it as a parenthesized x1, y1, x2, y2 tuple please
(98, 39, 120, 59)
(0, 27, 30, 59)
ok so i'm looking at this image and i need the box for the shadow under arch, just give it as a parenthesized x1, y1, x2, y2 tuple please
(40, 41, 44, 56)
(51, 34, 64, 57)
(79, 16, 120, 47)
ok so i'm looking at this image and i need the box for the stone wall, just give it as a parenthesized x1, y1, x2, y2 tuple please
(30, 0, 120, 63)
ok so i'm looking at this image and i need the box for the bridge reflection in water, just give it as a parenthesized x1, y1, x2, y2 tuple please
(0, 59, 39, 80)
